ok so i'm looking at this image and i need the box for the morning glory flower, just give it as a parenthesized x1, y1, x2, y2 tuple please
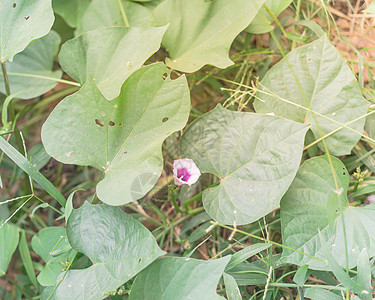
(173, 158, 201, 186)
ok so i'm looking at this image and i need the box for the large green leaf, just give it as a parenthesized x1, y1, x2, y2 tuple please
(246, 0, 293, 34)
(0, 31, 62, 99)
(150, 0, 266, 73)
(31, 227, 75, 286)
(0, 0, 54, 62)
(52, 0, 90, 28)
(180, 104, 308, 225)
(0, 221, 19, 276)
(59, 26, 166, 100)
(254, 35, 369, 156)
(129, 256, 231, 300)
(42, 63, 190, 206)
(281, 155, 375, 270)
(52, 202, 165, 300)
(76, 0, 152, 35)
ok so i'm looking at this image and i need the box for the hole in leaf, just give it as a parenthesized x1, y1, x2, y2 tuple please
(162, 117, 169, 123)
(109, 121, 115, 127)
(95, 119, 104, 127)
(13, 3, 16, 8)
(162, 73, 168, 80)
(343, 172, 346, 176)
(138, 258, 142, 263)
(24, 16, 30, 20)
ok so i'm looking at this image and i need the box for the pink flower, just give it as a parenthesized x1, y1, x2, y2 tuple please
(173, 158, 201, 186)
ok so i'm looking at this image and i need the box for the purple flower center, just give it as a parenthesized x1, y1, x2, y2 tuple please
(177, 168, 191, 182)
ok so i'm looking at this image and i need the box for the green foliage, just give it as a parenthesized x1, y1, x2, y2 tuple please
(32, 227, 74, 286)
(0, 31, 62, 99)
(181, 104, 308, 225)
(58, 26, 167, 100)
(52, 0, 90, 29)
(0, 136, 66, 207)
(225, 243, 271, 271)
(246, 0, 293, 34)
(1, 0, 375, 299)
(76, 0, 152, 35)
(0, 221, 19, 276)
(151, 0, 266, 72)
(223, 272, 242, 300)
(51, 202, 165, 300)
(0, 0, 54, 62)
(19, 230, 38, 288)
(281, 155, 375, 271)
(129, 256, 231, 300)
(42, 63, 190, 206)
(254, 35, 369, 155)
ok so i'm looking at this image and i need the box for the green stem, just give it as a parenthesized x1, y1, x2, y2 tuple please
(183, 191, 203, 211)
(217, 223, 326, 263)
(169, 186, 188, 214)
(171, 192, 187, 214)
(1, 62, 11, 97)
(117, 0, 130, 27)
(47, 251, 78, 300)
(182, 181, 220, 211)
(32, 87, 79, 110)
(0, 72, 81, 87)
(352, 181, 360, 193)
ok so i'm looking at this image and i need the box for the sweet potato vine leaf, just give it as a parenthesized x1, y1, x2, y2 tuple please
(254, 35, 369, 156)
(42, 63, 190, 206)
(58, 26, 167, 100)
(281, 155, 375, 270)
(0, 0, 54, 62)
(151, 0, 266, 73)
(181, 105, 308, 225)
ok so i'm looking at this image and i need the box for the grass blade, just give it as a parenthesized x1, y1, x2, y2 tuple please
(0, 136, 66, 207)
(19, 230, 38, 288)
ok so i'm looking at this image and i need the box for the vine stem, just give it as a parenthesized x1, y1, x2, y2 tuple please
(117, 0, 130, 27)
(216, 223, 327, 264)
(1, 72, 81, 87)
(1, 61, 11, 97)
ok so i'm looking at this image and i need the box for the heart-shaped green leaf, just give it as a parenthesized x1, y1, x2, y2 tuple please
(52, 202, 165, 300)
(129, 256, 231, 300)
(0, 221, 19, 276)
(281, 155, 375, 270)
(31, 227, 74, 286)
(58, 26, 167, 100)
(52, 0, 90, 29)
(42, 63, 190, 206)
(181, 104, 308, 225)
(0, 31, 62, 99)
(0, 0, 54, 62)
(246, 0, 293, 34)
(76, 0, 152, 35)
(151, 0, 266, 73)
(254, 35, 369, 156)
